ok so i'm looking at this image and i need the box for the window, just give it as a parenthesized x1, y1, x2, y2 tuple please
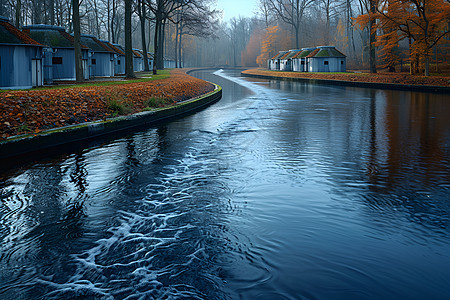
(52, 57, 63, 64)
(324, 61, 329, 65)
(92, 59, 97, 65)
(118, 60, 121, 65)
(301, 61, 305, 65)
(341, 61, 344, 65)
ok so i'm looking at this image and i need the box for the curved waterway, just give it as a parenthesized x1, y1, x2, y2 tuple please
(1, 70, 450, 299)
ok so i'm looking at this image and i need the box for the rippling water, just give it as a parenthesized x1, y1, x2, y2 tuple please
(1, 70, 450, 299)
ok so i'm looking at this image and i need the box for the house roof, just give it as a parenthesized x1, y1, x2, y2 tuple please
(113, 44, 142, 58)
(307, 46, 346, 58)
(113, 44, 125, 53)
(292, 48, 316, 58)
(306, 48, 320, 58)
(271, 51, 288, 60)
(23, 25, 88, 49)
(100, 39, 124, 55)
(282, 50, 302, 60)
(292, 51, 305, 59)
(80, 35, 115, 53)
(132, 49, 143, 58)
(0, 17, 42, 46)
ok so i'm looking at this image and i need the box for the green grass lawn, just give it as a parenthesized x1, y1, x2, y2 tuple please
(0, 69, 172, 93)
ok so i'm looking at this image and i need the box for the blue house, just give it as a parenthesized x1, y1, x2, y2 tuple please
(0, 16, 44, 89)
(99, 40, 124, 76)
(147, 53, 154, 70)
(136, 50, 154, 71)
(164, 57, 175, 69)
(23, 24, 90, 82)
(132, 49, 144, 72)
(110, 43, 126, 75)
(80, 35, 115, 77)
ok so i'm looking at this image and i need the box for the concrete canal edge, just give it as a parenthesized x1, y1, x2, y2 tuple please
(241, 71, 450, 94)
(0, 84, 222, 160)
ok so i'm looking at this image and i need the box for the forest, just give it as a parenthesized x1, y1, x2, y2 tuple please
(0, 0, 449, 76)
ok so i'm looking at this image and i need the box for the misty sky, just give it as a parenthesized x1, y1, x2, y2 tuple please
(215, 0, 259, 22)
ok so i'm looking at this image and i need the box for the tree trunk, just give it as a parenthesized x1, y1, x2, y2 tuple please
(125, 0, 136, 78)
(178, 23, 183, 68)
(0, 0, 5, 17)
(50, 0, 55, 25)
(153, 12, 160, 75)
(107, 0, 110, 41)
(157, 20, 165, 70)
(33, 0, 43, 24)
(175, 22, 179, 68)
(15, 0, 21, 28)
(138, 0, 149, 71)
(369, 0, 377, 73)
(94, 0, 100, 38)
(72, 0, 84, 82)
(111, 0, 116, 43)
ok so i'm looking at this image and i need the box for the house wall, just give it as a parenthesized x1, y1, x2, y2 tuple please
(272, 60, 280, 70)
(271, 60, 278, 70)
(293, 58, 308, 72)
(0, 45, 43, 89)
(133, 57, 144, 72)
(309, 57, 346, 72)
(91, 52, 114, 77)
(280, 59, 292, 71)
(164, 59, 175, 69)
(42, 48, 53, 84)
(51, 48, 76, 80)
(114, 54, 125, 75)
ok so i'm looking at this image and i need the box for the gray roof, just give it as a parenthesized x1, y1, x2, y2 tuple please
(80, 35, 115, 53)
(283, 50, 302, 60)
(23, 25, 86, 49)
(312, 46, 346, 58)
(0, 18, 42, 46)
(272, 51, 289, 60)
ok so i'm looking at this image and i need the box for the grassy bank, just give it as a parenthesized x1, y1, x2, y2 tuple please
(0, 69, 215, 141)
(242, 69, 450, 87)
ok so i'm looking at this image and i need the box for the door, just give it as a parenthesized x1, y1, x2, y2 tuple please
(32, 59, 42, 87)
(83, 60, 89, 80)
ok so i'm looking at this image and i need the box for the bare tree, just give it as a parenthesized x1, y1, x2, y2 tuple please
(137, 0, 150, 71)
(125, 0, 135, 78)
(266, 0, 316, 48)
(72, 0, 84, 82)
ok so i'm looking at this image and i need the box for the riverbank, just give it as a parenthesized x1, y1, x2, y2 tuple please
(242, 69, 450, 92)
(0, 69, 215, 141)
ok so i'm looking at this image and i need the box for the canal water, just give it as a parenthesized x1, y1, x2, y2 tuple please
(1, 70, 449, 299)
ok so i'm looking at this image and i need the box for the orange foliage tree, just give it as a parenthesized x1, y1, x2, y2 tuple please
(256, 26, 293, 67)
(356, 0, 450, 76)
(242, 29, 264, 67)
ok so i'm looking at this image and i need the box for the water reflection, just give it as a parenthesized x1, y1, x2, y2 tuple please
(1, 70, 449, 299)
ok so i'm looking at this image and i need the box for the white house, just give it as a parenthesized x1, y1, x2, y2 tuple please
(268, 51, 288, 70)
(280, 49, 302, 71)
(306, 46, 346, 72)
(292, 48, 316, 72)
